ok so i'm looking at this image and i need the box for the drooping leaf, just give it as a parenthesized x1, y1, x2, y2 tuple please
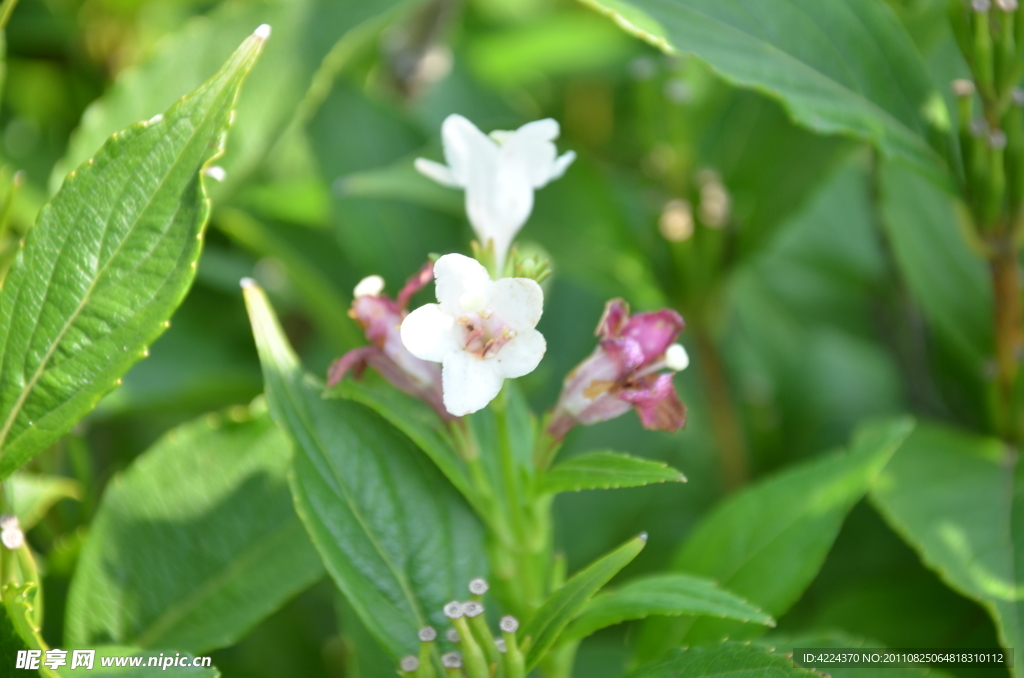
(7, 471, 81, 530)
(621, 641, 823, 678)
(635, 418, 914, 659)
(579, 0, 947, 185)
(243, 280, 486, 659)
(65, 402, 323, 653)
(563, 572, 773, 641)
(522, 533, 647, 669)
(541, 451, 686, 494)
(0, 30, 266, 481)
(870, 422, 1024, 674)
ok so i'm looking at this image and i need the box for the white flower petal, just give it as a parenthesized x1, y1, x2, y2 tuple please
(503, 125, 558, 189)
(487, 277, 544, 331)
(549, 150, 576, 182)
(442, 114, 498, 186)
(401, 304, 461, 362)
(515, 118, 560, 143)
(442, 351, 505, 416)
(414, 158, 461, 188)
(492, 328, 546, 379)
(434, 254, 492, 314)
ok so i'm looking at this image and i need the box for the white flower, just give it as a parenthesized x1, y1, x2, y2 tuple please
(415, 115, 576, 271)
(400, 254, 546, 416)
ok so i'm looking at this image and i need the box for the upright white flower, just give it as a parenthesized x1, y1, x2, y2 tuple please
(415, 115, 576, 271)
(400, 254, 546, 416)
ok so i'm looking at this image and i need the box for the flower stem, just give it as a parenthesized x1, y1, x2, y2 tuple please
(693, 325, 750, 489)
(990, 235, 1024, 441)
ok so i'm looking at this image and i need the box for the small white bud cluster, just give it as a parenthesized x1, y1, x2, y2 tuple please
(461, 601, 484, 618)
(468, 578, 489, 596)
(697, 169, 730, 228)
(443, 601, 464, 619)
(446, 628, 461, 643)
(419, 626, 437, 642)
(659, 199, 694, 243)
(494, 638, 507, 653)
(996, 0, 1018, 11)
(973, 0, 992, 11)
(990, 129, 1009, 150)
(400, 655, 419, 672)
(0, 515, 23, 550)
(499, 615, 519, 634)
(441, 652, 463, 668)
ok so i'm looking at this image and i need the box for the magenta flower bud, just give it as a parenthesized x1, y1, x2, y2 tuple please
(327, 261, 451, 419)
(548, 299, 687, 439)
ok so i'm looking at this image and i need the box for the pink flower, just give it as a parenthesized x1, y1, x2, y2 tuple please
(327, 262, 451, 419)
(547, 299, 688, 439)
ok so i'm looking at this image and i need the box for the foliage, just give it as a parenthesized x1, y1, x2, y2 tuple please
(0, 0, 1020, 675)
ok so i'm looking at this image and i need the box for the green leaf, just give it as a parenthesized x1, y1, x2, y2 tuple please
(540, 451, 686, 494)
(580, 0, 947, 185)
(563, 573, 773, 641)
(7, 471, 81, 530)
(766, 630, 956, 678)
(50, 0, 406, 198)
(243, 281, 486, 659)
(636, 418, 914, 658)
(0, 30, 265, 481)
(522, 533, 647, 669)
(878, 159, 992, 364)
(64, 402, 323, 653)
(325, 378, 481, 516)
(621, 641, 823, 678)
(870, 422, 1024, 674)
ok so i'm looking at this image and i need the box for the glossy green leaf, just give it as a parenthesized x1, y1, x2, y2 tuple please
(65, 402, 323, 653)
(0, 31, 265, 481)
(580, 0, 947, 184)
(636, 418, 914, 658)
(325, 378, 481, 516)
(51, 0, 406, 198)
(541, 451, 686, 494)
(870, 423, 1024, 673)
(522, 533, 647, 669)
(243, 281, 486, 659)
(7, 471, 81, 530)
(622, 641, 822, 678)
(563, 573, 773, 641)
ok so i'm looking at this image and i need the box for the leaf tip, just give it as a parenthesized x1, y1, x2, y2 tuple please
(240, 277, 258, 290)
(254, 24, 272, 40)
(638, 531, 648, 543)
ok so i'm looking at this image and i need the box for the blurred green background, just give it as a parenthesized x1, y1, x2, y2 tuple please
(0, 0, 1007, 675)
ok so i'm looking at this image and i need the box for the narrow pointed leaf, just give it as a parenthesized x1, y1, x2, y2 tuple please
(243, 281, 486, 659)
(563, 573, 773, 641)
(65, 403, 323, 653)
(621, 642, 823, 678)
(579, 0, 947, 186)
(0, 30, 265, 480)
(540, 451, 686, 494)
(522, 533, 647, 669)
(870, 423, 1024, 675)
(326, 378, 480, 515)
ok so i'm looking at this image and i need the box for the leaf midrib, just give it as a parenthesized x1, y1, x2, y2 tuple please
(0, 86, 227, 455)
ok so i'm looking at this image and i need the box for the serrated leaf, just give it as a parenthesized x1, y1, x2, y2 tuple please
(8, 471, 81, 530)
(0, 30, 265, 481)
(522, 533, 646, 669)
(325, 378, 481, 515)
(621, 641, 823, 678)
(64, 402, 323, 653)
(540, 451, 685, 494)
(870, 423, 1024, 675)
(563, 573, 773, 641)
(635, 418, 914, 659)
(580, 0, 947, 186)
(243, 281, 486, 659)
